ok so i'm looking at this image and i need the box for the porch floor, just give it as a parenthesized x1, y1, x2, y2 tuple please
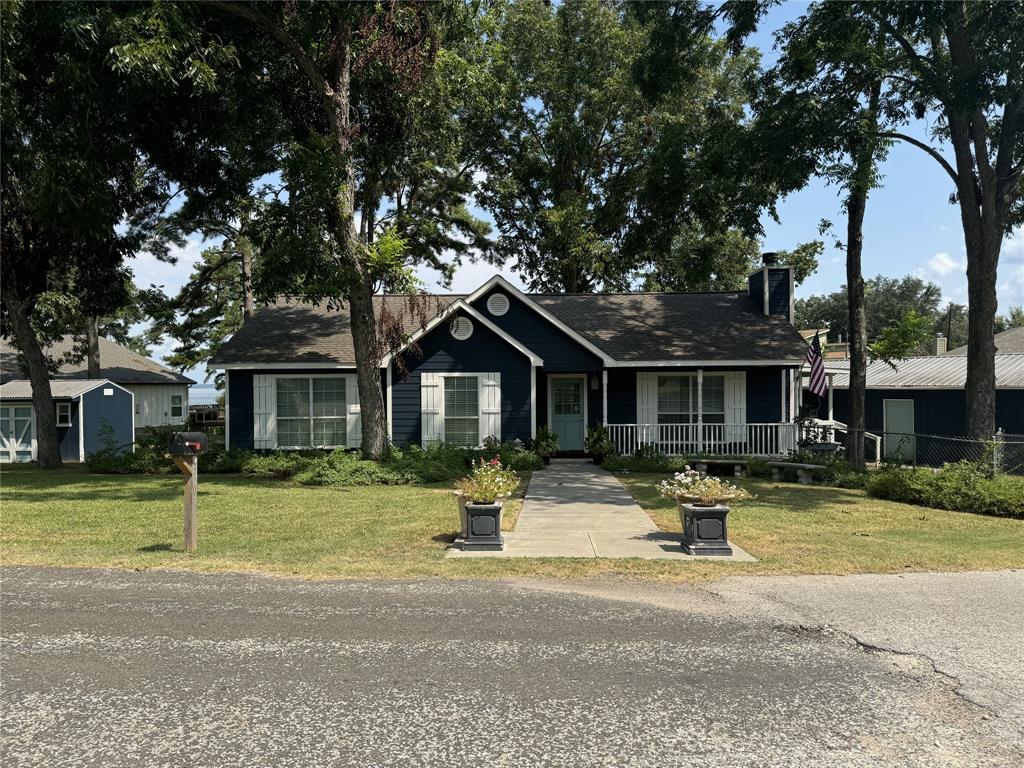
(446, 460, 756, 561)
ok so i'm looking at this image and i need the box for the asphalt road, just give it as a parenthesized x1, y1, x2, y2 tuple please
(2, 567, 1021, 768)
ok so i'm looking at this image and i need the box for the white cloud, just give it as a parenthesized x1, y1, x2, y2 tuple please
(130, 236, 210, 295)
(924, 251, 960, 277)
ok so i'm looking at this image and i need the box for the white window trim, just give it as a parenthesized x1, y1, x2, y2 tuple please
(273, 375, 353, 450)
(170, 393, 184, 419)
(55, 402, 72, 427)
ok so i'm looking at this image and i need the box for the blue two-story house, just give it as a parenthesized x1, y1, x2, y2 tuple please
(211, 255, 809, 457)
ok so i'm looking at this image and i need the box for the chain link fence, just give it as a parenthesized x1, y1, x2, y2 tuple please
(804, 425, 1024, 476)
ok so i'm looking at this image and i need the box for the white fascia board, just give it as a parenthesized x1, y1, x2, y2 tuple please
(79, 379, 134, 397)
(214, 362, 360, 370)
(604, 359, 805, 368)
(380, 299, 544, 367)
(463, 275, 615, 365)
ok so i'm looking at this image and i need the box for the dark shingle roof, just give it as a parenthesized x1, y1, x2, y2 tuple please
(209, 296, 463, 366)
(212, 290, 806, 366)
(947, 326, 1024, 356)
(532, 292, 808, 362)
(0, 336, 194, 385)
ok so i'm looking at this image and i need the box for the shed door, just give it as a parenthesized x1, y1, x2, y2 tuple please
(0, 405, 35, 463)
(883, 399, 915, 463)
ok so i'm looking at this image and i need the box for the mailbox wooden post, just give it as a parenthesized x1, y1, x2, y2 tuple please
(168, 432, 208, 554)
(172, 455, 198, 553)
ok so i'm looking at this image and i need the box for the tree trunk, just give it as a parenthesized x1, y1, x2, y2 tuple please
(1, 283, 61, 468)
(844, 85, 880, 470)
(238, 235, 255, 320)
(324, 31, 389, 459)
(85, 316, 101, 378)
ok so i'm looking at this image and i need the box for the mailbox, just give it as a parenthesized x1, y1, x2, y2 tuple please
(168, 431, 208, 456)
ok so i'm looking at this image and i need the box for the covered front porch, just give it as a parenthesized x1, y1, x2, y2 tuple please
(604, 422, 800, 458)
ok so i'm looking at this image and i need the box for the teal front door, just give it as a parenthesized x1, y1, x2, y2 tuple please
(550, 376, 586, 451)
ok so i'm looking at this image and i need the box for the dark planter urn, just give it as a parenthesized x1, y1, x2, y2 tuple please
(679, 503, 732, 557)
(463, 501, 504, 551)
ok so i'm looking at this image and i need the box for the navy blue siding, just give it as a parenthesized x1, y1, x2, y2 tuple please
(607, 369, 637, 423)
(766, 267, 791, 318)
(228, 370, 254, 450)
(747, 367, 784, 423)
(815, 387, 1024, 436)
(392, 308, 532, 446)
(470, 288, 603, 372)
(57, 401, 81, 460)
(747, 270, 764, 307)
(82, 385, 134, 457)
(534, 371, 603, 430)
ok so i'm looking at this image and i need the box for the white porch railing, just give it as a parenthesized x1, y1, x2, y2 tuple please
(606, 423, 799, 457)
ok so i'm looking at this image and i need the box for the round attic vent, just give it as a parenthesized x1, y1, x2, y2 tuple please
(487, 292, 510, 316)
(450, 316, 474, 341)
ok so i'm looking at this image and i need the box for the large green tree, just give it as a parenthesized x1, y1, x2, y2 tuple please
(847, 1, 1024, 439)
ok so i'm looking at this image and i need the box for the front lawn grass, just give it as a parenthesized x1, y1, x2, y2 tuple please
(2, 465, 1021, 581)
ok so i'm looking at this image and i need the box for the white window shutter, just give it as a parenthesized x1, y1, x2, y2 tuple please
(725, 371, 747, 441)
(421, 372, 443, 445)
(480, 372, 501, 443)
(636, 372, 656, 442)
(253, 374, 276, 449)
(345, 374, 362, 449)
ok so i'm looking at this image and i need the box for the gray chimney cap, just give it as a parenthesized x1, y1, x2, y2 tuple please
(762, 252, 780, 265)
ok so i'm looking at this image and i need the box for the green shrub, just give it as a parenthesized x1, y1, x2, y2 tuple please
(198, 448, 251, 474)
(532, 427, 559, 458)
(585, 425, 616, 462)
(746, 457, 772, 479)
(867, 462, 1024, 518)
(242, 451, 313, 480)
(87, 423, 173, 474)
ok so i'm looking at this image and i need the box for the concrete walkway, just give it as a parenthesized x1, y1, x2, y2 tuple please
(447, 460, 755, 560)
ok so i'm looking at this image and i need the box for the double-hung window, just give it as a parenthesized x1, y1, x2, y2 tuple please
(170, 394, 184, 418)
(55, 402, 72, 427)
(657, 376, 691, 424)
(276, 377, 347, 448)
(656, 374, 726, 424)
(444, 376, 479, 447)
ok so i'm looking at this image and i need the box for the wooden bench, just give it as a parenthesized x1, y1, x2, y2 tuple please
(766, 461, 825, 484)
(693, 458, 749, 477)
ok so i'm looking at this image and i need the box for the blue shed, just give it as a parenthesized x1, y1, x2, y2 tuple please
(0, 379, 135, 463)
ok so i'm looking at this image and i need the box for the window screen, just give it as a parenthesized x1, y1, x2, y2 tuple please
(276, 378, 348, 448)
(170, 394, 183, 418)
(444, 376, 479, 447)
(702, 376, 726, 424)
(657, 376, 690, 424)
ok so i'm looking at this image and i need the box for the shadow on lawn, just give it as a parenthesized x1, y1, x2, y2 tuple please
(138, 543, 174, 553)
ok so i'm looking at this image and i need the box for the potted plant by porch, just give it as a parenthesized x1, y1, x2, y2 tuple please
(658, 467, 752, 556)
(532, 426, 559, 465)
(585, 425, 616, 465)
(455, 457, 520, 551)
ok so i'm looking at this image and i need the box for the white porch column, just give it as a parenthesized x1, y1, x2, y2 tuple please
(224, 370, 231, 451)
(530, 366, 537, 440)
(780, 370, 787, 421)
(601, 368, 608, 425)
(827, 373, 834, 421)
(696, 369, 704, 452)
(386, 363, 393, 442)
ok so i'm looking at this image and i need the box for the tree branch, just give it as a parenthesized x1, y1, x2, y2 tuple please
(206, 2, 335, 105)
(876, 132, 959, 185)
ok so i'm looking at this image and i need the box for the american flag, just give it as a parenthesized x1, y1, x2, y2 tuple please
(806, 333, 828, 398)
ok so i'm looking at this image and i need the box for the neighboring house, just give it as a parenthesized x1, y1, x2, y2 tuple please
(947, 325, 1024, 356)
(0, 336, 194, 431)
(805, 353, 1024, 461)
(0, 379, 134, 463)
(211, 256, 809, 457)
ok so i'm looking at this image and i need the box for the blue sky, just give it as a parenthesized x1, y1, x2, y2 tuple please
(137, 0, 1023, 381)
